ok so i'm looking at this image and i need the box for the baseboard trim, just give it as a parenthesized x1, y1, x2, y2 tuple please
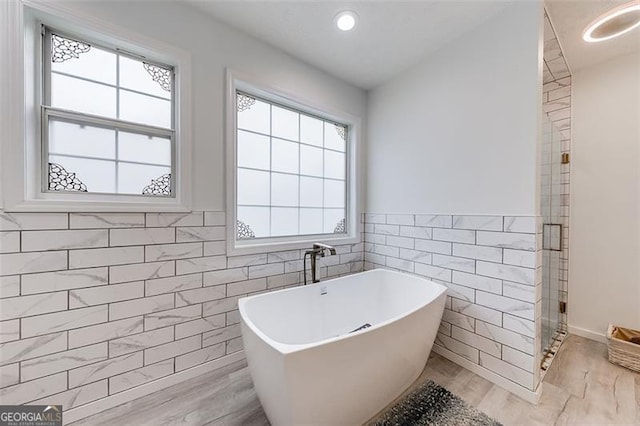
(432, 345, 541, 404)
(567, 325, 607, 343)
(63, 351, 246, 425)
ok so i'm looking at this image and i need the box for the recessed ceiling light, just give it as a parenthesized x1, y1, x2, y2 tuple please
(582, 1, 640, 43)
(335, 11, 358, 32)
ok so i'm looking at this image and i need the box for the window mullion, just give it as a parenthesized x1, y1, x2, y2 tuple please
(43, 106, 174, 138)
(115, 53, 120, 194)
(269, 104, 273, 238)
(322, 121, 325, 234)
(297, 112, 301, 237)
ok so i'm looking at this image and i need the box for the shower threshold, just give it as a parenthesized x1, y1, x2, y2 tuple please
(540, 329, 568, 376)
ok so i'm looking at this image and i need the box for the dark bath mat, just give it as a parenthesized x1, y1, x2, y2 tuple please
(372, 380, 502, 426)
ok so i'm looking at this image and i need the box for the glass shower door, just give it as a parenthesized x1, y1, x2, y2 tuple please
(540, 115, 562, 358)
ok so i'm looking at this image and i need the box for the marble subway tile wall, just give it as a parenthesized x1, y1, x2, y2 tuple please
(542, 10, 571, 329)
(0, 211, 363, 411)
(364, 214, 542, 393)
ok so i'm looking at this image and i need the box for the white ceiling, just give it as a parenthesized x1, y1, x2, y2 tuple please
(546, 0, 640, 72)
(184, 1, 640, 87)
(185, 0, 510, 90)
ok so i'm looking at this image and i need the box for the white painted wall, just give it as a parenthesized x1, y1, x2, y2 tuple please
(569, 52, 640, 339)
(365, 2, 542, 215)
(51, 1, 366, 211)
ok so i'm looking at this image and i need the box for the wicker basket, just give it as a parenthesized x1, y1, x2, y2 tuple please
(607, 324, 640, 373)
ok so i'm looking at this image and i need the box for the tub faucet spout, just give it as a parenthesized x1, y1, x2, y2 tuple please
(304, 243, 337, 284)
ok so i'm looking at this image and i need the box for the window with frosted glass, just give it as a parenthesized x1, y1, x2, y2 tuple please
(236, 91, 347, 240)
(42, 28, 174, 196)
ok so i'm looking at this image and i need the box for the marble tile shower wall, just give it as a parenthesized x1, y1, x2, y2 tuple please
(363, 214, 543, 392)
(0, 211, 363, 409)
(542, 11, 571, 329)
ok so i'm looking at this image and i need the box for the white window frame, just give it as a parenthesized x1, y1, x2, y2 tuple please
(42, 26, 176, 198)
(226, 69, 362, 256)
(0, 1, 192, 212)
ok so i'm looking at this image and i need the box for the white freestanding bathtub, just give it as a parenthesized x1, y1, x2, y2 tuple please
(238, 268, 447, 426)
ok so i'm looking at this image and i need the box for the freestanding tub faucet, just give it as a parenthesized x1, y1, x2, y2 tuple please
(304, 243, 337, 284)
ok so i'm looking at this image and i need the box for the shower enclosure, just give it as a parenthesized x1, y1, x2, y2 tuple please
(539, 9, 571, 372)
(540, 115, 565, 367)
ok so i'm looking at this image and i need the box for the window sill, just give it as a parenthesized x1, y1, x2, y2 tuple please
(227, 232, 361, 256)
(3, 197, 190, 213)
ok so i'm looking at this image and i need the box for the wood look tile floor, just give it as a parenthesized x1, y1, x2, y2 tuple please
(72, 335, 640, 426)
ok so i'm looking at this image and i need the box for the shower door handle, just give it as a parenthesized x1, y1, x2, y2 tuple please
(542, 224, 562, 251)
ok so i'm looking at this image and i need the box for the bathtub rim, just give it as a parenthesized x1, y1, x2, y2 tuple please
(238, 268, 447, 355)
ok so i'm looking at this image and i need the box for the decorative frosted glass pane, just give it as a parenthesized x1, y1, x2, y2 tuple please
(49, 155, 115, 194)
(300, 144, 323, 177)
(233, 94, 352, 240)
(324, 179, 345, 208)
(323, 208, 345, 234)
(237, 98, 270, 135)
(300, 115, 323, 147)
(238, 130, 270, 170)
(119, 56, 171, 99)
(51, 73, 116, 118)
(237, 169, 270, 205)
(119, 90, 171, 128)
(271, 208, 298, 237)
(300, 176, 323, 207)
(49, 119, 115, 160)
(119, 132, 171, 166)
(118, 163, 170, 195)
(325, 122, 346, 152)
(271, 138, 299, 174)
(271, 173, 298, 207)
(238, 206, 270, 238)
(272, 106, 298, 141)
(300, 208, 323, 235)
(324, 150, 345, 179)
(51, 45, 116, 85)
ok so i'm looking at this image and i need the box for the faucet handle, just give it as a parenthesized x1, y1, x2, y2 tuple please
(312, 242, 337, 255)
